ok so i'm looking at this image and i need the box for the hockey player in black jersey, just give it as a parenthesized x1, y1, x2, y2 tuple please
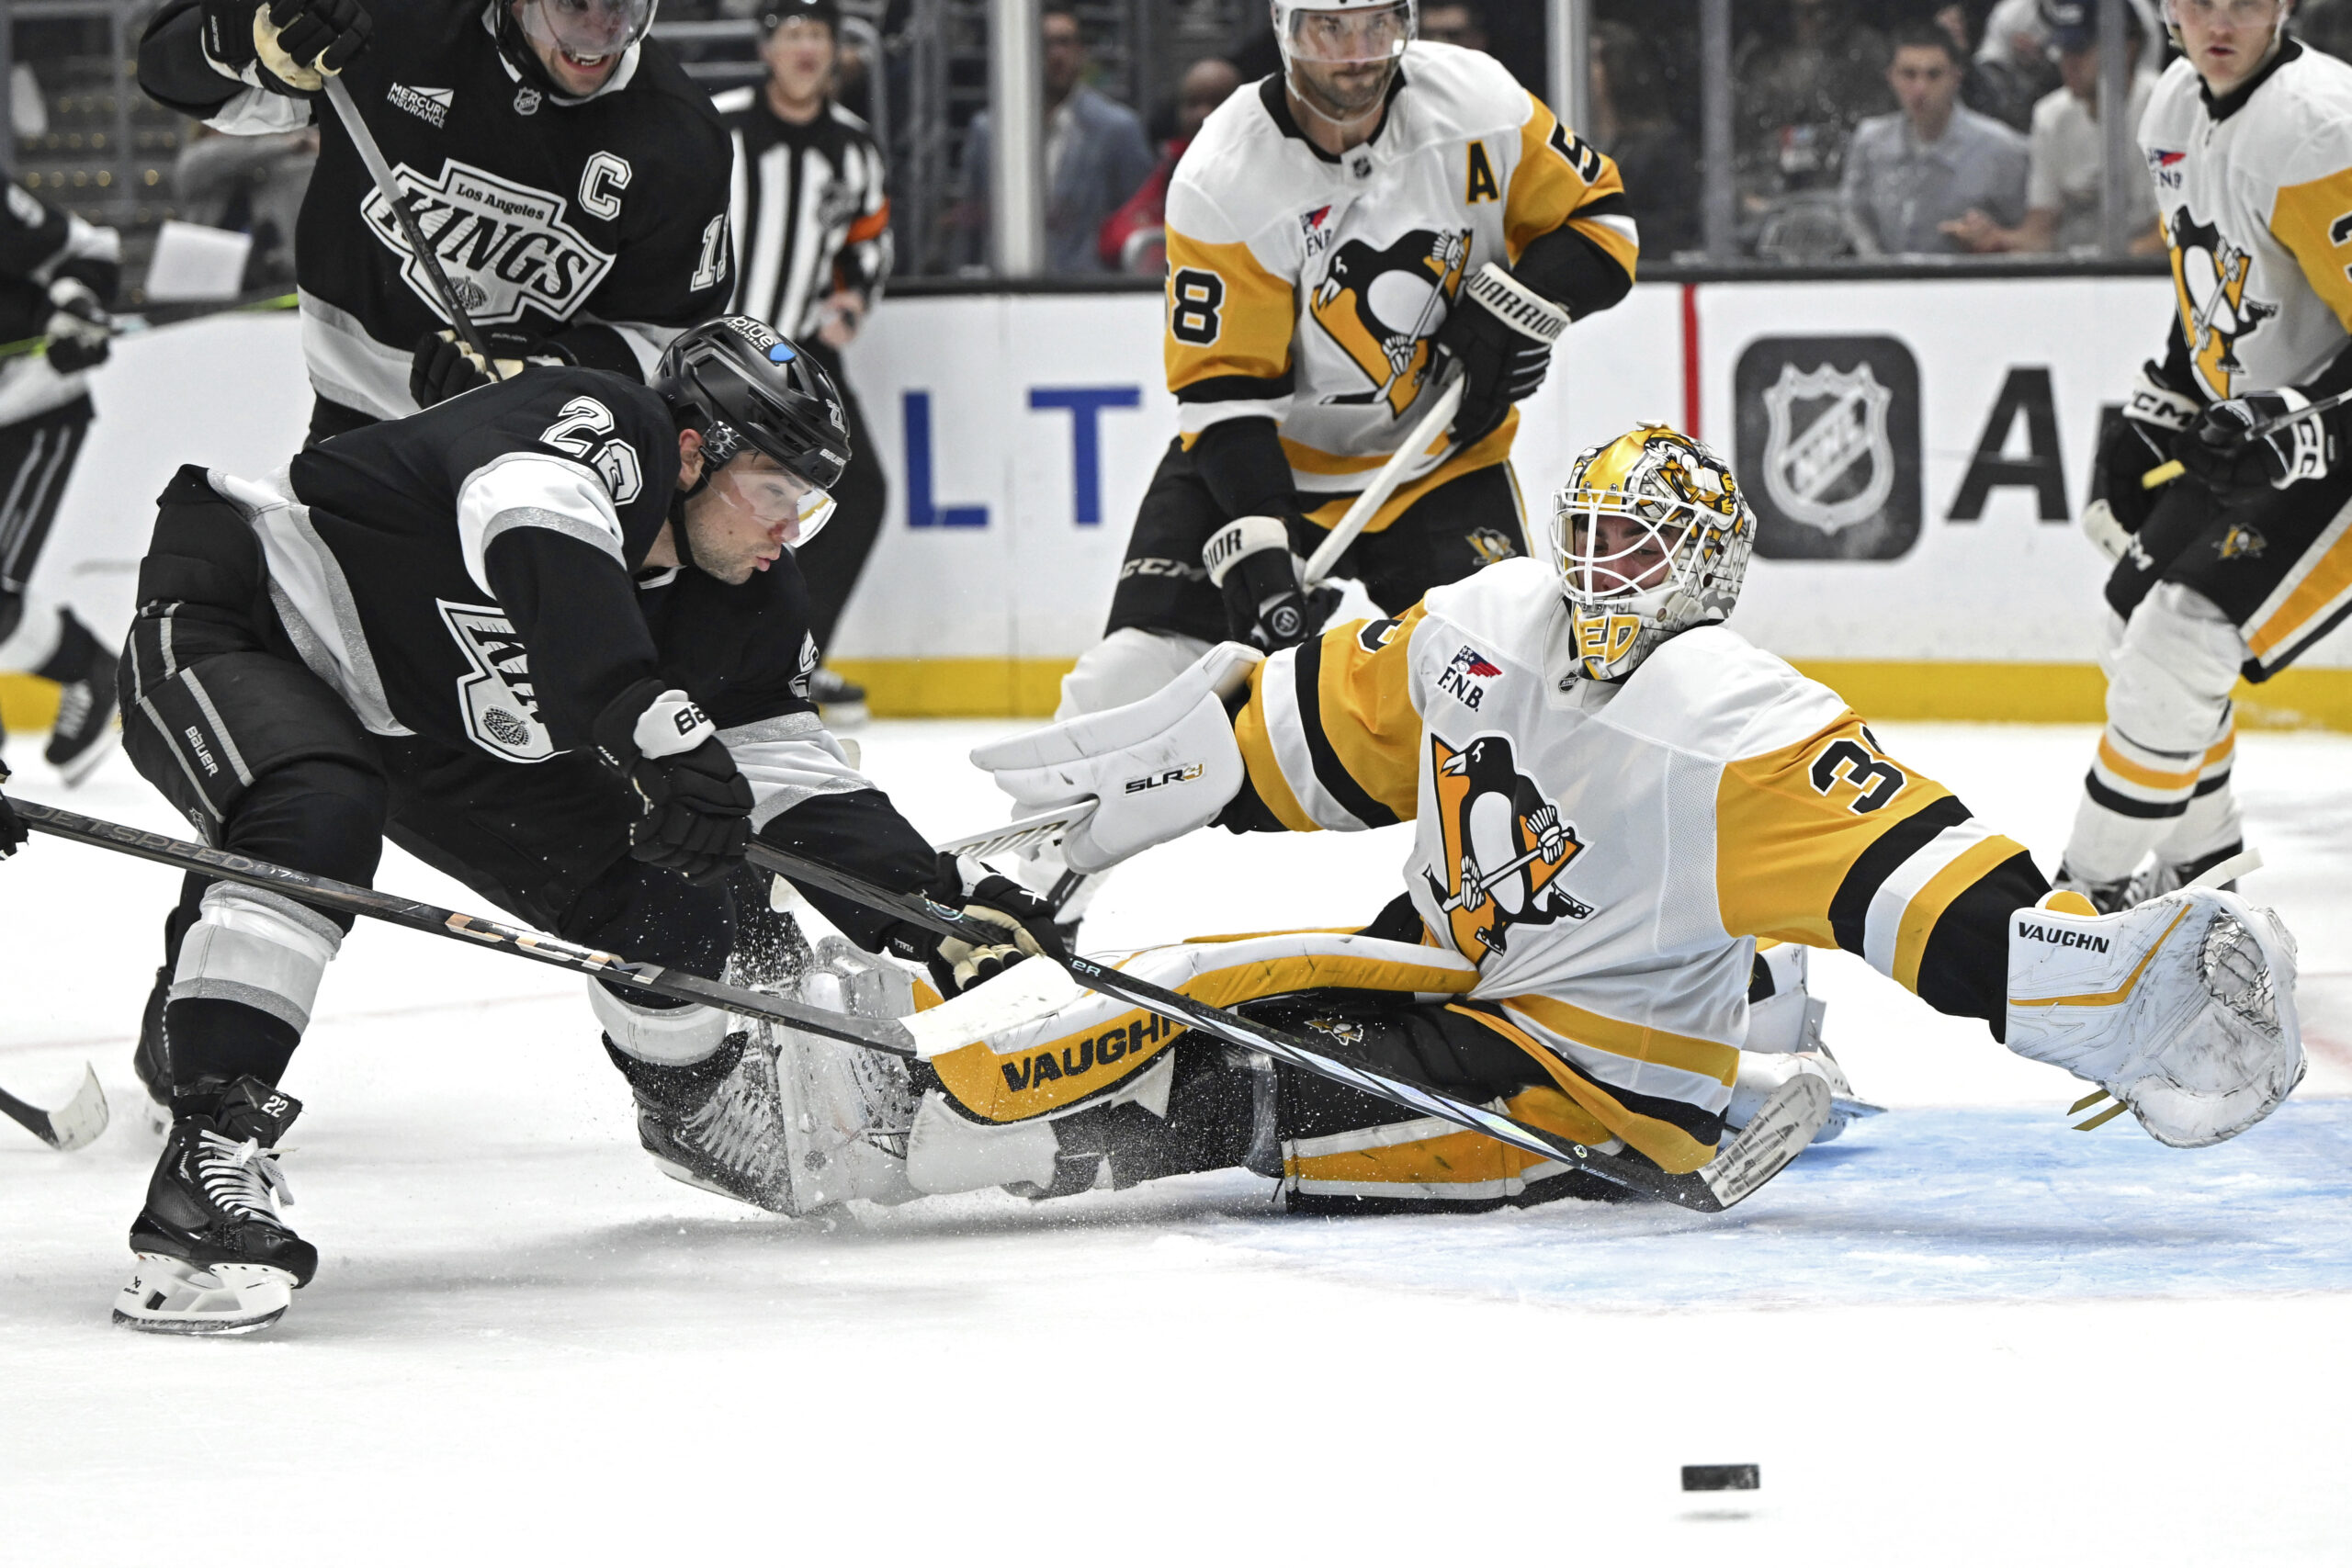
(136, 0, 735, 445)
(112, 316, 1055, 1334)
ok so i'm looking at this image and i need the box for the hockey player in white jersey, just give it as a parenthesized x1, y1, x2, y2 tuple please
(1023, 0, 1638, 937)
(804, 425, 2301, 1212)
(2068, 0, 2352, 907)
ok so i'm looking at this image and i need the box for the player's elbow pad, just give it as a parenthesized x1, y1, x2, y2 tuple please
(1512, 222, 1631, 321)
(969, 642, 1262, 873)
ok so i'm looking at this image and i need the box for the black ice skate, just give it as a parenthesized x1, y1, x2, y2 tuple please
(115, 1076, 314, 1336)
(808, 667, 868, 731)
(132, 964, 174, 1136)
(607, 1032, 797, 1213)
(37, 607, 119, 785)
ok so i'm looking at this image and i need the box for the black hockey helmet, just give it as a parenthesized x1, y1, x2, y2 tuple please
(657, 315, 852, 491)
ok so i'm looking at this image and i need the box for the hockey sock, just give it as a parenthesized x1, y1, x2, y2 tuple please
(164, 998, 300, 1088)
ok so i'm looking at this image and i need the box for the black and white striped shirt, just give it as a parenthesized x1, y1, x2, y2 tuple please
(713, 88, 892, 340)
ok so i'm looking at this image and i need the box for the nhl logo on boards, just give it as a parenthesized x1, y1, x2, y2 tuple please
(1735, 335, 1922, 562)
(361, 159, 616, 327)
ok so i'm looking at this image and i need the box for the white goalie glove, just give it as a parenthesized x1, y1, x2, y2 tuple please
(969, 643, 1262, 874)
(2005, 886, 2303, 1147)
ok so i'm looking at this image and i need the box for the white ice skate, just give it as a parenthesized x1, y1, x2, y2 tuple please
(113, 1255, 297, 1337)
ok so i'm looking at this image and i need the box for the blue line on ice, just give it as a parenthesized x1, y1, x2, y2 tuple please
(1195, 1100, 2352, 1310)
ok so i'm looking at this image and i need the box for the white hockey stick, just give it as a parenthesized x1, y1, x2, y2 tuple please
(1301, 373, 1464, 589)
(933, 804, 1097, 862)
(0, 1066, 108, 1152)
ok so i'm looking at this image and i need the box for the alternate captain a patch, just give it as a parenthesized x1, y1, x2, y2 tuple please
(1424, 733, 1592, 960)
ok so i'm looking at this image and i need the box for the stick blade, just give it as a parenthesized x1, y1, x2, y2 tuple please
(1699, 1071, 1831, 1208)
(1, 1064, 110, 1151)
(935, 805, 1095, 863)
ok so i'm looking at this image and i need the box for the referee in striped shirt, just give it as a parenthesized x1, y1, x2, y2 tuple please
(714, 0, 892, 726)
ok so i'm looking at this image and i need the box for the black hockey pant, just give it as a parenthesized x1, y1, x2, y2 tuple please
(119, 468, 733, 1091)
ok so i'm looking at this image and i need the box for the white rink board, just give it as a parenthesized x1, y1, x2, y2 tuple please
(28, 276, 2352, 671)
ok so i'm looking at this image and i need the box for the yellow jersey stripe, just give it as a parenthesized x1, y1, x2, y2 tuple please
(1163, 230, 1296, 393)
(1297, 418, 1518, 533)
(1504, 95, 1624, 262)
(2097, 735, 2204, 791)
(1501, 993, 1741, 1086)
(1892, 833, 2031, 995)
(2268, 164, 2352, 333)
(1456, 1005, 1719, 1173)
(1233, 654, 1319, 834)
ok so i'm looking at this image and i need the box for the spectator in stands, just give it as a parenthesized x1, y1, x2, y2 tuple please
(1419, 2, 1490, 51)
(1098, 56, 1241, 276)
(1591, 21, 1700, 257)
(957, 2, 1155, 275)
(1944, 0, 2161, 254)
(173, 126, 317, 288)
(1962, 0, 2062, 128)
(1736, 0, 1895, 254)
(1841, 22, 2030, 255)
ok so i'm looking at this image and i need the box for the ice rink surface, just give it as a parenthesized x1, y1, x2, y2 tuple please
(4, 717, 2349, 1563)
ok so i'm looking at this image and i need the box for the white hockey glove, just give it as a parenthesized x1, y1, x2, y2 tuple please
(42, 278, 112, 375)
(2005, 886, 2303, 1147)
(969, 642, 1261, 874)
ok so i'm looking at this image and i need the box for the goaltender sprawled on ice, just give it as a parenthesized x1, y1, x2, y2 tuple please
(109, 317, 1057, 1335)
(773, 425, 2304, 1214)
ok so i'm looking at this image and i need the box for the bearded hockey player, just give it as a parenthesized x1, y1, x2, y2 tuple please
(2068, 0, 2352, 908)
(110, 317, 1051, 1334)
(0, 186, 124, 784)
(797, 424, 2299, 1213)
(136, 0, 732, 444)
(1021, 0, 1637, 937)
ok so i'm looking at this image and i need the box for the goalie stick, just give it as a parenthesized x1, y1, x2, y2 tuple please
(15, 800, 919, 1060)
(0, 1066, 108, 1152)
(748, 840, 1828, 1213)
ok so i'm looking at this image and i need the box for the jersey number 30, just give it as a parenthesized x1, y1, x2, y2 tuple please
(540, 396, 644, 505)
(1170, 267, 1225, 345)
(1809, 737, 1906, 814)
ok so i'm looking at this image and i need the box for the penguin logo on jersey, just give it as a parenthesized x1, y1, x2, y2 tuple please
(1424, 733, 1593, 961)
(362, 159, 617, 327)
(1310, 227, 1472, 419)
(2167, 209, 2276, 400)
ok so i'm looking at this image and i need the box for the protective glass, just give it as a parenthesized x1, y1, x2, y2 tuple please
(712, 460, 838, 548)
(518, 0, 655, 60)
(1283, 1, 1416, 65)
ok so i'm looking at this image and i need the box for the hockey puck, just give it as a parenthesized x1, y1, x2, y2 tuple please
(1681, 1464, 1760, 1492)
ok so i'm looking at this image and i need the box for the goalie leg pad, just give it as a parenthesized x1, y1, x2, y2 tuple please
(2007, 886, 2302, 1146)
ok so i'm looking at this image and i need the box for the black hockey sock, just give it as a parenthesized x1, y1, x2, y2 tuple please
(163, 998, 300, 1089)
(29, 606, 92, 682)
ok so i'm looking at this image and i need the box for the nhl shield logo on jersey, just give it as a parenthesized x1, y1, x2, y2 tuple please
(1309, 227, 1471, 419)
(1423, 734, 1593, 961)
(2167, 209, 2276, 400)
(437, 601, 556, 762)
(363, 159, 617, 327)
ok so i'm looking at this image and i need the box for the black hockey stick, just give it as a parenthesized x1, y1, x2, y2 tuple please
(322, 75, 504, 379)
(14, 801, 916, 1059)
(0, 290, 300, 362)
(749, 841, 1826, 1213)
(0, 1066, 108, 1152)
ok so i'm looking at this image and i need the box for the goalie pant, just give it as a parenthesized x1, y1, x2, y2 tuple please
(136, 0, 732, 437)
(892, 921, 1823, 1212)
(2065, 42, 2352, 887)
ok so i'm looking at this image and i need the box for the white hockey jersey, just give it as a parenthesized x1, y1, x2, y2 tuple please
(1164, 43, 1635, 533)
(2140, 39, 2352, 399)
(1222, 560, 2038, 1168)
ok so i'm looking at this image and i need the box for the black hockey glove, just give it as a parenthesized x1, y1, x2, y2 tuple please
(889, 854, 1063, 998)
(2174, 389, 2335, 495)
(203, 0, 372, 95)
(410, 330, 573, 409)
(0, 760, 25, 860)
(1202, 514, 1340, 653)
(1430, 262, 1573, 448)
(42, 278, 112, 375)
(594, 679, 754, 887)
(2093, 363, 2199, 537)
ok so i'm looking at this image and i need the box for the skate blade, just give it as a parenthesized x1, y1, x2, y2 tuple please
(113, 1255, 295, 1336)
(648, 1154, 800, 1216)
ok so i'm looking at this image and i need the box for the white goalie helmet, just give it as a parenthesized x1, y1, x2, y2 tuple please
(1550, 423, 1757, 682)
(1272, 0, 1418, 120)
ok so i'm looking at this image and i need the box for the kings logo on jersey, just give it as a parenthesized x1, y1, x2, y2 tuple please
(1309, 227, 1472, 419)
(2167, 209, 2277, 400)
(437, 600, 556, 762)
(363, 160, 617, 326)
(1423, 733, 1593, 962)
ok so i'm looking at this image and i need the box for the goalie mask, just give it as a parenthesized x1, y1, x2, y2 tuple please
(656, 315, 851, 547)
(1550, 423, 1756, 683)
(1272, 0, 1417, 125)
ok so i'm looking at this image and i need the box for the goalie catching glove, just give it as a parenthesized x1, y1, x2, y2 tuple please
(2005, 885, 2303, 1147)
(1430, 263, 1572, 448)
(202, 0, 372, 95)
(593, 679, 753, 886)
(971, 642, 1261, 874)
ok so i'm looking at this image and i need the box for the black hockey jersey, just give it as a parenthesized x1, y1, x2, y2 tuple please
(712, 87, 891, 340)
(0, 185, 120, 426)
(139, 0, 733, 421)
